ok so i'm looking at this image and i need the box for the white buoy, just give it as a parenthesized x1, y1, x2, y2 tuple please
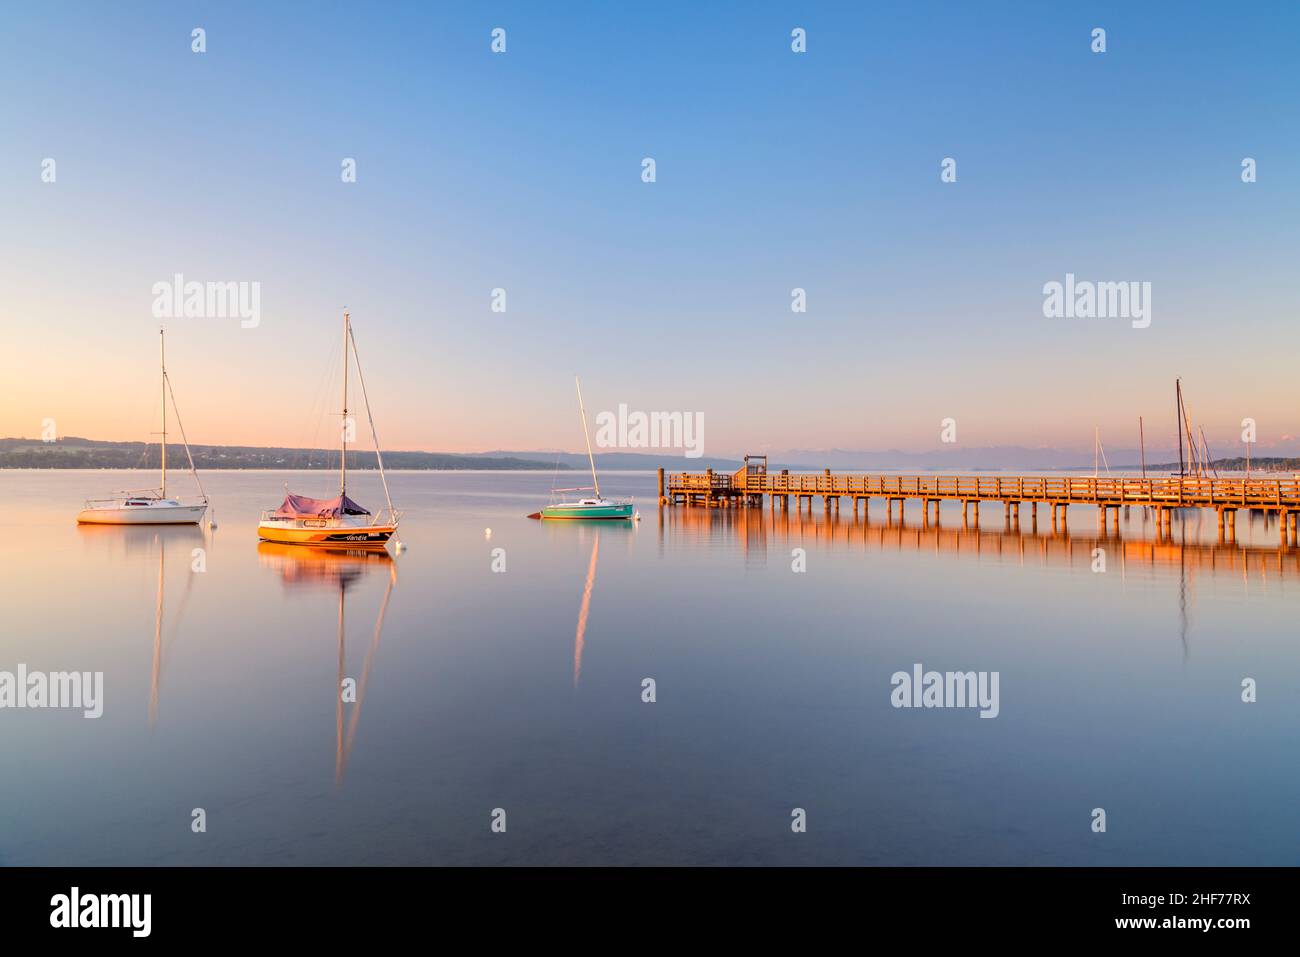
(208, 510, 218, 529)
(394, 539, 407, 554)
(485, 527, 492, 539)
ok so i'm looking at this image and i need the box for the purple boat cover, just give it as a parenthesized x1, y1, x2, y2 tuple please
(271, 493, 371, 519)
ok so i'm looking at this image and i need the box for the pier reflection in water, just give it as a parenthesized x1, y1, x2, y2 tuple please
(658, 500, 1300, 667)
(657, 500, 1300, 583)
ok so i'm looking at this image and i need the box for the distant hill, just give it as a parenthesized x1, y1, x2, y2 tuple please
(484, 450, 747, 471)
(0, 437, 568, 471)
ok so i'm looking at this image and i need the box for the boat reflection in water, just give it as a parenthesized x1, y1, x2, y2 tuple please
(76, 524, 208, 729)
(75, 520, 205, 557)
(257, 542, 396, 786)
(533, 519, 634, 689)
(572, 531, 600, 689)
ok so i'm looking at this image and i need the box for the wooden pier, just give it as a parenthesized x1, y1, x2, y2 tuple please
(658, 456, 1300, 542)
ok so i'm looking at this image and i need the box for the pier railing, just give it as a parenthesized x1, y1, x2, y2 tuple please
(665, 472, 1300, 510)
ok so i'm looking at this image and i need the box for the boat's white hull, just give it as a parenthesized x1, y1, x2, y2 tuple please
(77, 503, 207, 525)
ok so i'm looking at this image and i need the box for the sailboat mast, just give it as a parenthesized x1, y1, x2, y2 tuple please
(575, 376, 600, 499)
(1175, 379, 1185, 478)
(341, 311, 349, 497)
(1181, 391, 1200, 477)
(160, 327, 167, 497)
(1139, 416, 1146, 479)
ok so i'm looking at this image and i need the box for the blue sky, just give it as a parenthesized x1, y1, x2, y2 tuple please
(2, 1, 1298, 457)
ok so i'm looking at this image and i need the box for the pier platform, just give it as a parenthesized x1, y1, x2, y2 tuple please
(658, 457, 1300, 543)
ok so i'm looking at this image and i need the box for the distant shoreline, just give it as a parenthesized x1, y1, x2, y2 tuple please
(0, 466, 642, 473)
(5, 438, 1298, 474)
(0, 437, 572, 472)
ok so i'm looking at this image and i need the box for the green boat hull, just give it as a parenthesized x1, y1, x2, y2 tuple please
(540, 502, 634, 520)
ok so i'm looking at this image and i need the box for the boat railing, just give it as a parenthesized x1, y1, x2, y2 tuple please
(258, 507, 403, 526)
(83, 491, 161, 507)
(83, 486, 165, 505)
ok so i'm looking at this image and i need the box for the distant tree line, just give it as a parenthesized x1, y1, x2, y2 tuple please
(0, 437, 567, 470)
(1143, 457, 1300, 473)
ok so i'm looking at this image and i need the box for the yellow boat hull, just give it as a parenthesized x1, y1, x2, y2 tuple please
(257, 522, 396, 548)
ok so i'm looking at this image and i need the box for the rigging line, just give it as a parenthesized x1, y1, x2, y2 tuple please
(305, 367, 329, 470)
(303, 335, 342, 469)
(1199, 427, 1219, 479)
(298, 332, 341, 469)
(1180, 392, 1201, 477)
(164, 372, 207, 502)
(347, 324, 395, 519)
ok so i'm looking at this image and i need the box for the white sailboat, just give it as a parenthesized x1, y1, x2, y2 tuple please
(77, 329, 209, 526)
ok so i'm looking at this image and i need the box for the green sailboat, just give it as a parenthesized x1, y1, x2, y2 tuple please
(532, 377, 635, 521)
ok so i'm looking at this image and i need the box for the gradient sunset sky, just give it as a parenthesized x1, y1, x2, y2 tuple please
(2, 2, 1297, 458)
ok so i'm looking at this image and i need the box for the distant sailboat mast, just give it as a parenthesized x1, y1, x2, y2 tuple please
(1139, 416, 1147, 479)
(1176, 379, 1185, 478)
(160, 328, 167, 498)
(1093, 427, 1111, 478)
(575, 376, 600, 499)
(1200, 426, 1217, 479)
(1182, 392, 1202, 478)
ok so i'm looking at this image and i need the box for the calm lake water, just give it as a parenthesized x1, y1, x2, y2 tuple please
(2, 469, 1298, 865)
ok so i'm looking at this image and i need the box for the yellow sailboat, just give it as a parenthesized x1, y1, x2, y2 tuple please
(257, 312, 400, 548)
